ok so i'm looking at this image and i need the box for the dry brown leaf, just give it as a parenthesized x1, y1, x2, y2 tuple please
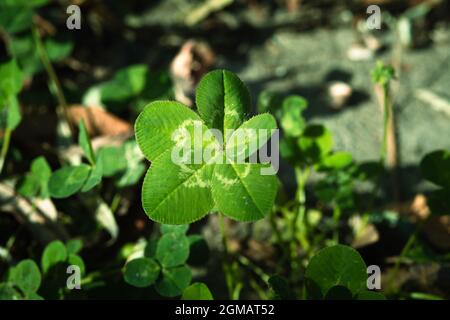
(170, 40, 215, 106)
(67, 105, 132, 137)
(406, 194, 450, 251)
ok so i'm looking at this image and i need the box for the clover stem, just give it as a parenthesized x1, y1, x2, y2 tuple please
(332, 206, 342, 243)
(32, 22, 75, 139)
(0, 127, 12, 175)
(377, 78, 401, 204)
(387, 217, 427, 293)
(269, 208, 288, 272)
(380, 83, 390, 165)
(219, 213, 234, 299)
(293, 166, 310, 254)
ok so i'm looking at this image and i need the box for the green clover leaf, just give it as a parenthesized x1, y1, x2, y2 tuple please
(135, 70, 278, 225)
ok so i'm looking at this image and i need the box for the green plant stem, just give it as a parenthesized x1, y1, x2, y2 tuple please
(110, 194, 122, 214)
(269, 208, 289, 272)
(249, 279, 269, 300)
(380, 83, 390, 165)
(32, 23, 74, 138)
(0, 127, 12, 174)
(292, 166, 310, 253)
(332, 206, 342, 243)
(387, 218, 427, 292)
(237, 255, 270, 283)
(269, 209, 283, 249)
(237, 255, 270, 300)
(219, 213, 234, 300)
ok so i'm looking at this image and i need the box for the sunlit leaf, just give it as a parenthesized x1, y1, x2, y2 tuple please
(41, 240, 67, 274)
(78, 119, 95, 165)
(10, 259, 41, 294)
(181, 282, 213, 300)
(48, 164, 91, 198)
(196, 69, 250, 134)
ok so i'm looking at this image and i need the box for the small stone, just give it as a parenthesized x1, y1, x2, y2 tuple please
(347, 43, 373, 61)
(328, 81, 353, 109)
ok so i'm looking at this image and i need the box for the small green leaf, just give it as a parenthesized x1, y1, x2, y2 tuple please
(257, 91, 282, 114)
(318, 152, 353, 171)
(298, 124, 333, 163)
(371, 61, 395, 86)
(181, 282, 213, 300)
(31, 156, 52, 198)
(0, 283, 21, 300)
(280, 95, 307, 137)
(41, 240, 67, 274)
(156, 232, 190, 268)
(305, 245, 367, 298)
(17, 174, 40, 197)
(68, 254, 85, 275)
(0, 6, 32, 34)
(124, 257, 160, 288)
(99, 65, 148, 102)
(78, 119, 95, 165)
(97, 146, 127, 177)
(10, 259, 41, 294)
(196, 69, 250, 134)
(420, 150, 450, 189)
(116, 140, 145, 187)
(155, 266, 192, 297)
(66, 239, 83, 255)
(9, 36, 72, 76)
(48, 164, 91, 198)
(6, 94, 21, 130)
(80, 161, 103, 192)
(45, 39, 73, 62)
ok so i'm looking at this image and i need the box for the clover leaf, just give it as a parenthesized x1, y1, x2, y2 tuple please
(154, 265, 192, 297)
(420, 150, 450, 216)
(41, 240, 67, 274)
(135, 70, 278, 225)
(124, 228, 197, 297)
(156, 232, 190, 268)
(124, 257, 160, 288)
(181, 282, 213, 300)
(9, 259, 41, 295)
(305, 245, 371, 299)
